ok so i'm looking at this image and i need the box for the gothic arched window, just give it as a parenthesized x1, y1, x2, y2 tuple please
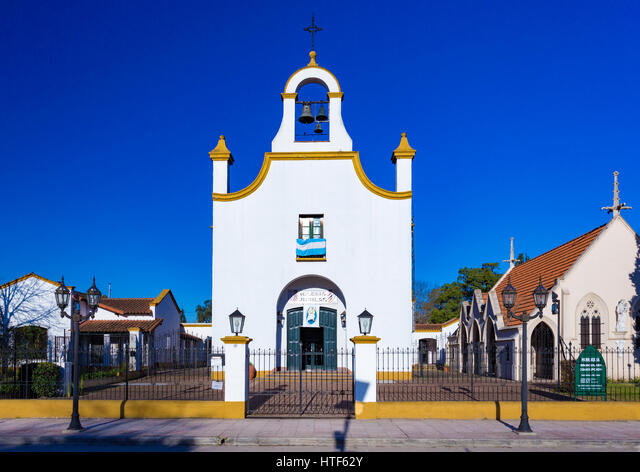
(579, 298, 603, 350)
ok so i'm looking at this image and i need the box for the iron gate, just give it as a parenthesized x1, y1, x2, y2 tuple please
(247, 348, 354, 417)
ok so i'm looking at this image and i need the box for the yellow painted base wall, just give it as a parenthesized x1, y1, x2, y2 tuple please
(356, 401, 640, 421)
(1, 400, 638, 421)
(0, 400, 245, 419)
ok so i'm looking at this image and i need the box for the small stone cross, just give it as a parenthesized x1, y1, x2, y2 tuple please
(601, 171, 632, 217)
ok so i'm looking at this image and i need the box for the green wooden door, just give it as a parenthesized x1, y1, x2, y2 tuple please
(287, 308, 303, 370)
(320, 308, 337, 370)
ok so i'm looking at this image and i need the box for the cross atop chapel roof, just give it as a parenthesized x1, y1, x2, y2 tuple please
(601, 171, 631, 218)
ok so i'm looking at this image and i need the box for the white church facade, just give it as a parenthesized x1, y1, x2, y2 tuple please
(210, 51, 414, 365)
(456, 173, 640, 381)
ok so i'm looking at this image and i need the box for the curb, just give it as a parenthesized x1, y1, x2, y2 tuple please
(1, 435, 639, 450)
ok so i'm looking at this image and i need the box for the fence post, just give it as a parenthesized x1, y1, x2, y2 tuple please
(350, 335, 380, 419)
(127, 328, 142, 372)
(220, 335, 252, 418)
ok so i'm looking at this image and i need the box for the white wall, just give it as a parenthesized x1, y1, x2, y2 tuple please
(212, 157, 412, 349)
(0, 276, 69, 340)
(559, 217, 640, 350)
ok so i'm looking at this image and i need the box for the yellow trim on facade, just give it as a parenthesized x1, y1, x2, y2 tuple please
(181, 323, 212, 328)
(296, 257, 326, 262)
(220, 336, 252, 345)
(327, 92, 344, 100)
(443, 317, 460, 327)
(415, 317, 460, 333)
(150, 289, 181, 315)
(350, 335, 381, 344)
(127, 327, 141, 333)
(281, 93, 298, 100)
(212, 152, 412, 202)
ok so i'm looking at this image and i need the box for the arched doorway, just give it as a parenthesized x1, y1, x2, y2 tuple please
(486, 320, 497, 376)
(472, 322, 481, 375)
(460, 326, 468, 373)
(418, 338, 437, 365)
(276, 275, 346, 371)
(531, 322, 554, 380)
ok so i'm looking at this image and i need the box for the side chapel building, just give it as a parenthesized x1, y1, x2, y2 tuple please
(456, 172, 640, 380)
(210, 51, 414, 365)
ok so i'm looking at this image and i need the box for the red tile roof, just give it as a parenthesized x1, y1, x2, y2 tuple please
(494, 224, 606, 327)
(415, 317, 460, 331)
(79, 319, 163, 333)
(98, 298, 154, 316)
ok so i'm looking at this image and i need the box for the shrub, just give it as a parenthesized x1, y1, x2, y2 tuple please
(31, 363, 62, 398)
(0, 383, 21, 397)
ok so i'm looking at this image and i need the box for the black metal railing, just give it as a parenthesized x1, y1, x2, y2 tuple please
(377, 345, 640, 402)
(0, 345, 224, 401)
(248, 348, 354, 417)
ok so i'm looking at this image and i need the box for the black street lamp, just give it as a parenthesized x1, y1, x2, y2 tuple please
(229, 309, 245, 336)
(357, 309, 373, 335)
(501, 275, 549, 434)
(55, 276, 102, 431)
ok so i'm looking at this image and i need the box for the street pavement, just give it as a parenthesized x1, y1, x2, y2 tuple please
(0, 417, 639, 452)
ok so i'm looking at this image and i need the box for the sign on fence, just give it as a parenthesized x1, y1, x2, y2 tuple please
(575, 345, 606, 400)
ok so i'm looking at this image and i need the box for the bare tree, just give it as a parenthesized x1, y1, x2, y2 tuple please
(0, 276, 60, 350)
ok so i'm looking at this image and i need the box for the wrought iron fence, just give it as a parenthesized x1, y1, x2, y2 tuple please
(0, 344, 224, 401)
(377, 345, 640, 402)
(248, 348, 354, 416)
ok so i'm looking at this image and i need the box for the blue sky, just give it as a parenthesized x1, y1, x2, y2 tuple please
(1, 1, 639, 321)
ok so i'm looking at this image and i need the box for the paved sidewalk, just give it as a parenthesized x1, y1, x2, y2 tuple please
(0, 418, 639, 451)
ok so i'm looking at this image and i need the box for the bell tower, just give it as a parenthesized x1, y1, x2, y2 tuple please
(272, 50, 353, 153)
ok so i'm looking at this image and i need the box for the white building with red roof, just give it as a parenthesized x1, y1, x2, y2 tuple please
(457, 172, 639, 381)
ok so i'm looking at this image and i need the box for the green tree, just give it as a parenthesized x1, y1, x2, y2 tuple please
(180, 307, 186, 323)
(425, 263, 503, 324)
(456, 263, 503, 300)
(428, 282, 464, 324)
(196, 300, 212, 323)
(516, 253, 530, 265)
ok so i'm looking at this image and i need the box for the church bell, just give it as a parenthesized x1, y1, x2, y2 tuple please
(315, 105, 328, 122)
(314, 122, 323, 134)
(298, 104, 314, 124)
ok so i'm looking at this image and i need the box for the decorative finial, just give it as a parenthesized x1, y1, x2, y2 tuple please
(308, 50, 318, 67)
(209, 135, 234, 164)
(391, 132, 416, 162)
(304, 14, 322, 53)
(601, 171, 631, 218)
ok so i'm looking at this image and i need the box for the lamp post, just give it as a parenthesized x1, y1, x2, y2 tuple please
(501, 275, 549, 434)
(55, 276, 102, 431)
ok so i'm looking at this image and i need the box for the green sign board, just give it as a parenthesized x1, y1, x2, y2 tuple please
(574, 345, 607, 400)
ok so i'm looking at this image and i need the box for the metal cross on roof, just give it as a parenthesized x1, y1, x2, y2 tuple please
(304, 14, 322, 51)
(601, 171, 632, 218)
